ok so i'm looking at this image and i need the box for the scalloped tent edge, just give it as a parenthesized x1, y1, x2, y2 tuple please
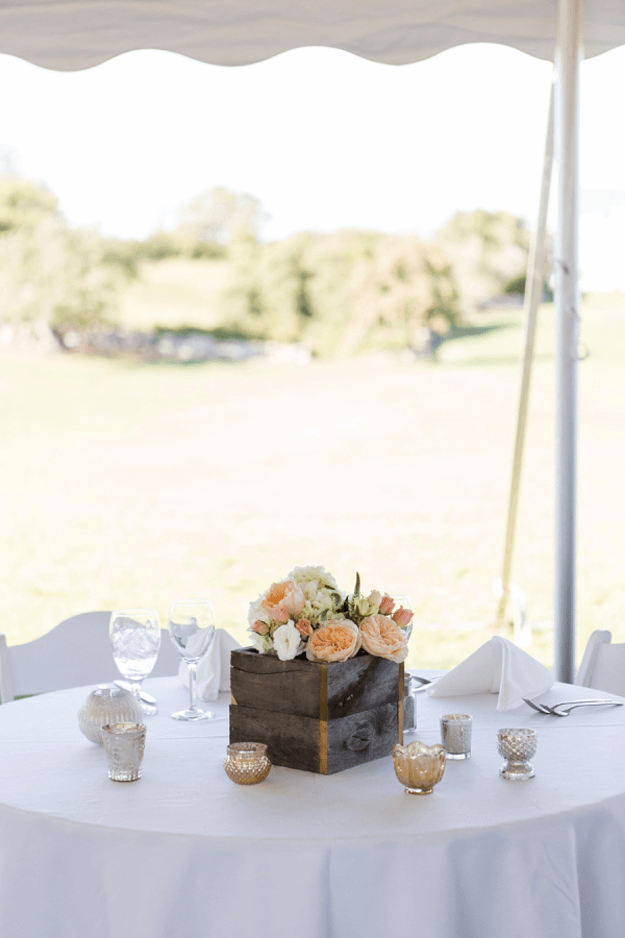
(1, 0, 621, 682)
(0, 0, 624, 71)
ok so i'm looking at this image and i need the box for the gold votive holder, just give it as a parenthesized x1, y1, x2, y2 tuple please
(101, 722, 147, 782)
(392, 740, 446, 795)
(440, 713, 472, 760)
(497, 728, 537, 780)
(224, 742, 271, 785)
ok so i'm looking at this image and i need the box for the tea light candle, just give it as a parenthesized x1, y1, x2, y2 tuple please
(440, 713, 472, 760)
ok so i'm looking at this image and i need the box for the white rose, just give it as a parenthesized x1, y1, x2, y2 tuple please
(273, 621, 303, 661)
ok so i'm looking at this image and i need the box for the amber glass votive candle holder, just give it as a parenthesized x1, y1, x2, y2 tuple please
(440, 713, 472, 760)
(224, 742, 271, 785)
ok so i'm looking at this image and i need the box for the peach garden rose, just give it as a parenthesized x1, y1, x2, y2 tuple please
(260, 578, 306, 625)
(359, 614, 408, 663)
(306, 619, 361, 663)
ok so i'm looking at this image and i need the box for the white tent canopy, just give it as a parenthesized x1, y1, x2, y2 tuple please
(0, 0, 624, 70)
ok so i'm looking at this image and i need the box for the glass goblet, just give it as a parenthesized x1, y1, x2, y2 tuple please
(109, 609, 161, 716)
(168, 599, 216, 721)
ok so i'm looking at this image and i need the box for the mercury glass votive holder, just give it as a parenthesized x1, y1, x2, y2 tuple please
(497, 728, 537, 780)
(101, 722, 147, 782)
(392, 741, 446, 795)
(78, 686, 143, 744)
(224, 742, 271, 785)
(440, 713, 472, 760)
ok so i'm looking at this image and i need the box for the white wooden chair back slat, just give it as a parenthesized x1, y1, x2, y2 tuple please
(0, 611, 181, 703)
(574, 629, 625, 696)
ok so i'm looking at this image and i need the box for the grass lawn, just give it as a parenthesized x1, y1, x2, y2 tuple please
(2, 291, 625, 672)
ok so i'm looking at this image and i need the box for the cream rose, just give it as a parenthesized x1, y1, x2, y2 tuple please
(359, 614, 408, 662)
(306, 619, 360, 663)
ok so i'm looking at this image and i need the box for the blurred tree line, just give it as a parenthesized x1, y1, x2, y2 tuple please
(0, 176, 543, 355)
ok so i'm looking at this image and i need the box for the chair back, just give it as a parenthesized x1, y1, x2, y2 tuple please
(0, 611, 181, 703)
(575, 629, 625, 696)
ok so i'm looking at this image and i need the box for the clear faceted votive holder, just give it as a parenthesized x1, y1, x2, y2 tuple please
(497, 728, 537, 780)
(101, 722, 147, 782)
(440, 713, 472, 760)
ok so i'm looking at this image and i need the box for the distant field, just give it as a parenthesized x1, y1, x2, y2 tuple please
(2, 291, 625, 672)
(117, 258, 230, 332)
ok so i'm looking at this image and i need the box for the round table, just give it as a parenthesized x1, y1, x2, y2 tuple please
(1, 675, 624, 938)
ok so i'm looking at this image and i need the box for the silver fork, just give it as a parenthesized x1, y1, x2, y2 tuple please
(523, 697, 623, 716)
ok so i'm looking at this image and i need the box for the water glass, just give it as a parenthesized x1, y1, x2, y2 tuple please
(110, 609, 161, 715)
(168, 599, 216, 721)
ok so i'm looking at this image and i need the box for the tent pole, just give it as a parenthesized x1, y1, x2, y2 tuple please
(554, 0, 581, 682)
(495, 81, 554, 634)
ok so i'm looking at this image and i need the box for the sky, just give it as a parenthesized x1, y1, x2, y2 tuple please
(1, 42, 624, 289)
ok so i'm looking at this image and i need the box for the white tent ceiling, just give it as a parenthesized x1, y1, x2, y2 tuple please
(0, 0, 624, 71)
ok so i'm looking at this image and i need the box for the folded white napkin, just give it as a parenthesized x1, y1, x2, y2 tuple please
(179, 628, 241, 701)
(427, 636, 553, 711)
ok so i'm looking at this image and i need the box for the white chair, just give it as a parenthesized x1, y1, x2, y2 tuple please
(0, 611, 181, 703)
(575, 629, 625, 696)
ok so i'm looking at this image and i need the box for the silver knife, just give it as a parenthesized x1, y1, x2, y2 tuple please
(114, 680, 157, 704)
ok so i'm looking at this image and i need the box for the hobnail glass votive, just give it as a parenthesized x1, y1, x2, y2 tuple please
(440, 713, 472, 760)
(224, 742, 271, 785)
(101, 722, 147, 782)
(497, 728, 537, 780)
(392, 740, 446, 795)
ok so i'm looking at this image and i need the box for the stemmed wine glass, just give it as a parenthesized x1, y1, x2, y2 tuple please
(109, 609, 161, 716)
(168, 599, 216, 721)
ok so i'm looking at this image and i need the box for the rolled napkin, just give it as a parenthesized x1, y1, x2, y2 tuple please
(179, 628, 241, 701)
(427, 636, 553, 711)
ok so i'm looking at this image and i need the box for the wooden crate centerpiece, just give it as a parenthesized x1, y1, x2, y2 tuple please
(229, 647, 405, 774)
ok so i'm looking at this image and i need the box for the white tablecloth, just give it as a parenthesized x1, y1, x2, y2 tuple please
(1, 676, 625, 938)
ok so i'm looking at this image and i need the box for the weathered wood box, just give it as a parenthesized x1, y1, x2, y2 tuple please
(229, 647, 404, 774)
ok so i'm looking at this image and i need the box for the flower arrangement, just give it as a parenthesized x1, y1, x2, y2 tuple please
(248, 567, 413, 664)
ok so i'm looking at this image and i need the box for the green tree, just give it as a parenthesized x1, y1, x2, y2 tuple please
(175, 187, 267, 250)
(219, 229, 459, 355)
(0, 176, 58, 233)
(433, 209, 531, 312)
(0, 176, 124, 335)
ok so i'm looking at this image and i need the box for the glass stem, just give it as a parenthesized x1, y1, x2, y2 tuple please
(131, 681, 142, 702)
(188, 663, 198, 712)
